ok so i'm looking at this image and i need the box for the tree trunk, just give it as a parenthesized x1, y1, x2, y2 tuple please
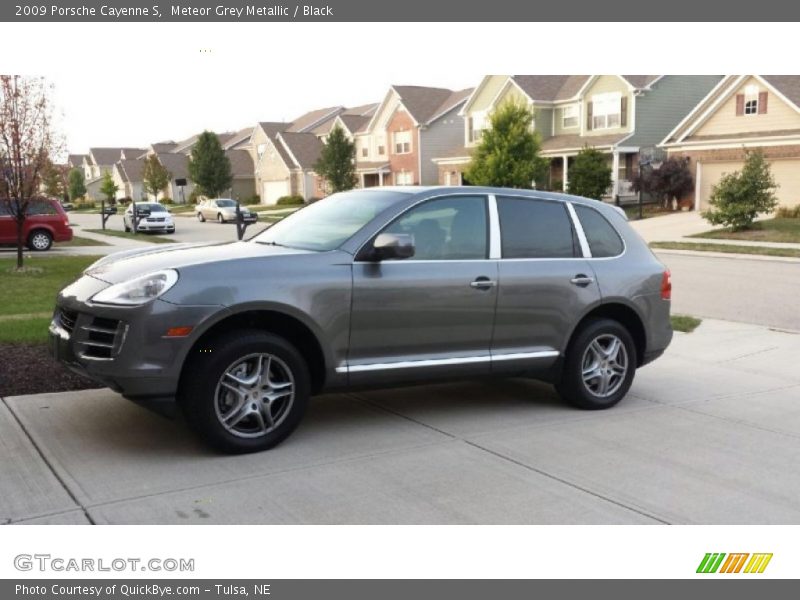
(15, 217, 24, 269)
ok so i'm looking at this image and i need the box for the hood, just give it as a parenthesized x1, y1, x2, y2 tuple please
(85, 241, 311, 284)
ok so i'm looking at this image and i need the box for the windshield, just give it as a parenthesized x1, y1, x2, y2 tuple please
(252, 190, 409, 251)
(216, 200, 236, 207)
(135, 204, 166, 212)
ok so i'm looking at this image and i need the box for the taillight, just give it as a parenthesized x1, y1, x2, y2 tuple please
(661, 269, 672, 300)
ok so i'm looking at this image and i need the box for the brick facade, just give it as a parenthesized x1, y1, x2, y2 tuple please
(386, 109, 418, 185)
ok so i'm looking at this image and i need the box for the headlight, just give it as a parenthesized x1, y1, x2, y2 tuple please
(91, 270, 179, 306)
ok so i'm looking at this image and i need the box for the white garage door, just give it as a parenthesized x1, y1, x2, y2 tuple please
(699, 158, 800, 210)
(262, 180, 290, 206)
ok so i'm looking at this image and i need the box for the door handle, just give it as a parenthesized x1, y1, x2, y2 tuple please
(470, 277, 496, 290)
(570, 274, 595, 287)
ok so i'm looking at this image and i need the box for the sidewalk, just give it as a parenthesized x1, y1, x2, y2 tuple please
(3, 318, 800, 525)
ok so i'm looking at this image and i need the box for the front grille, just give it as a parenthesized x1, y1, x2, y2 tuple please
(58, 308, 78, 334)
(148, 217, 165, 222)
(78, 316, 126, 360)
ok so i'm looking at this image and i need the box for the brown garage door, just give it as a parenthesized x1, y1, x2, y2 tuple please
(699, 158, 800, 210)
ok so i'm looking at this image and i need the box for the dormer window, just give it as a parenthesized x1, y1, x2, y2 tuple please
(744, 85, 759, 115)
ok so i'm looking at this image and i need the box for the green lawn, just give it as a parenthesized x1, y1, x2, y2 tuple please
(650, 241, 800, 258)
(0, 255, 103, 343)
(671, 315, 702, 333)
(56, 235, 110, 247)
(691, 218, 800, 244)
(85, 228, 175, 244)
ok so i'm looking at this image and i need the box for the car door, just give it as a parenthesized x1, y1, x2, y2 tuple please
(0, 201, 15, 243)
(203, 201, 215, 219)
(348, 194, 497, 385)
(490, 195, 601, 374)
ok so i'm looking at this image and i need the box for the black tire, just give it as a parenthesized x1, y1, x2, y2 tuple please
(26, 229, 53, 251)
(217, 213, 224, 224)
(124, 222, 131, 232)
(197, 212, 205, 222)
(556, 318, 636, 410)
(179, 329, 311, 453)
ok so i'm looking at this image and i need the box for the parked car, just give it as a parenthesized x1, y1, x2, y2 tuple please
(60, 201, 74, 212)
(123, 202, 175, 234)
(197, 199, 257, 224)
(51, 187, 672, 453)
(0, 197, 73, 251)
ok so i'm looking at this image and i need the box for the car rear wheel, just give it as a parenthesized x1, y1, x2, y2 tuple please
(197, 212, 205, 222)
(27, 229, 53, 251)
(556, 318, 636, 410)
(179, 329, 310, 453)
(124, 221, 131, 232)
(217, 213, 224, 224)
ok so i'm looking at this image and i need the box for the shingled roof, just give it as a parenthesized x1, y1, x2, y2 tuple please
(226, 149, 255, 178)
(115, 159, 145, 183)
(277, 132, 323, 169)
(90, 147, 146, 166)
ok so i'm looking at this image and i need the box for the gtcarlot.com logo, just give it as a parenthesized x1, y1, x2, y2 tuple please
(697, 553, 773, 574)
(14, 554, 195, 573)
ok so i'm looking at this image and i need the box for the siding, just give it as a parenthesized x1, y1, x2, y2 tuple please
(626, 75, 723, 147)
(467, 75, 510, 113)
(534, 107, 553, 140)
(692, 76, 800, 138)
(420, 105, 466, 185)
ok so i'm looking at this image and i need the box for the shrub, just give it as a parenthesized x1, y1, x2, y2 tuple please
(276, 195, 305, 206)
(548, 179, 563, 193)
(241, 195, 261, 205)
(702, 149, 779, 231)
(567, 146, 612, 200)
(776, 205, 800, 218)
(160, 198, 174, 205)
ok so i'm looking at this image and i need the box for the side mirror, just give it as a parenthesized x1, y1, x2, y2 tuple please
(372, 232, 415, 261)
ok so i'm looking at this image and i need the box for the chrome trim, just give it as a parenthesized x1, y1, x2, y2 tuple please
(487, 194, 501, 259)
(336, 350, 559, 374)
(566, 202, 592, 258)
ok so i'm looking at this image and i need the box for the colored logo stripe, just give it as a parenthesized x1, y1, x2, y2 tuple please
(697, 553, 726, 573)
(744, 553, 773, 573)
(697, 553, 772, 574)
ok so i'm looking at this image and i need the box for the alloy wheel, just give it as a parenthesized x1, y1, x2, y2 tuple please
(581, 334, 629, 398)
(214, 352, 295, 438)
(30, 232, 51, 250)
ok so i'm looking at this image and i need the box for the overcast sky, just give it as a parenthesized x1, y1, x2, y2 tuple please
(1, 22, 795, 156)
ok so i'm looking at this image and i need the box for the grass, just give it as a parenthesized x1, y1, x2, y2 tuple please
(691, 217, 800, 244)
(85, 228, 175, 244)
(650, 241, 800, 258)
(671, 315, 702, 333)
(250, 204, 301, 213)
(167, 204, 197, 214)
(623, 203, 676, 220)
(0, 255, 102, 344)
(56, 235, 110, 247)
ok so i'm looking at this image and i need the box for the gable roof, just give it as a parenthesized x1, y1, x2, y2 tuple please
(286, 106, 344, 133)
(258, 121, 291, 141)
(760, 75, 800, 110)
(155, 152, 188, 179)
(90, 147, 145, 165)
(223, 127, 253, 150)
(67, 154, 87, 169)
(150, 142, 177, 154)
(620, 75, 661, 89)
(392, 85, 456, 124)
(511, 76, 591, 102)
(226, 149, 255, 178)
(115, 159, 144, 183)
(343, 103, 379, 117)
(277, 132, 323, 169)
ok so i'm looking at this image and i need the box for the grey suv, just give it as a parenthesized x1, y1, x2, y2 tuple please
(50, 187, 672, 453)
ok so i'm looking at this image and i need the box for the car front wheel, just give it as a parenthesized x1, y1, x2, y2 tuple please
(197, 212, 205, 222)
(179, 330, 310, 453)
(27, 230, 53, 251)
(217, 213, 224, 224)
(556, 318, 636, 410)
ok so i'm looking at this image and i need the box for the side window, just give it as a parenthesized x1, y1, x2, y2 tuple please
(380, 195, 488, 260)
(26, 201, 56, 216)
(574, 204, 624, 258)
(497, 196, 576, 259)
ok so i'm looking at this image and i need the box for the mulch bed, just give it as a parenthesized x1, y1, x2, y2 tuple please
(0, 343, 103, 397)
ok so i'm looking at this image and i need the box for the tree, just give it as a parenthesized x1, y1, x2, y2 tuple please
(465, 101, 548, 188)
(567, 146, 612, 200)
(188, 131, 232, 198)
(99, 170, 118, 204)
(702, 149, 778, 231)
(631, 156, 694, 209)
(41, 158, 66, 199)
(68, 168, 86, 201)
(314, 125, 357, 193)
(0, 75, 64, 268)
(142, 154, 171, 202)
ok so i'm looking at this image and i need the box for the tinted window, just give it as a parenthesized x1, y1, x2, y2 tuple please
(25, 201, 57, 215)
(380, 196, 488, 260)
(574, 204, 624, 257)
(216, 200, 236, 207)
(497, 197, 576, 259)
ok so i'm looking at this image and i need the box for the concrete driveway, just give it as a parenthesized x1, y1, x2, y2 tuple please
(3, 318, 800, 525)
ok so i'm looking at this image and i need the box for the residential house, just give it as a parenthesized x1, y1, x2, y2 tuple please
(438, 75, 722, 200)
(226, 149, 257, 200)
(258, 131, 324, 203)
(354, 85, 473, 188)
(83, 147, 146, 199)
(66, 154, 87, 172)
(661, 75, 800, 209)
(154, 152, 194, 203)
(112, 159, 146, 201)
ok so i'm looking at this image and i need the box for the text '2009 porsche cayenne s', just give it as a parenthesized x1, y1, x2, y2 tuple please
(51, 187, 672, 453)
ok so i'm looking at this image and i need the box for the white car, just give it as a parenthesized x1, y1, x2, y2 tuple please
(123, 202, 176, 234)
(197, 199, 258, 224)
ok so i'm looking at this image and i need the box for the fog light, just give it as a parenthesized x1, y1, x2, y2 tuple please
(165, 326, 193, 337)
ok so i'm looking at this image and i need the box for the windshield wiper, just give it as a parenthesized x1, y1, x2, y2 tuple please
(255, 240, 293, 248)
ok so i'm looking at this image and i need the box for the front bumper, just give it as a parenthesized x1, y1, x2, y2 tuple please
(49, 275, 221, 402)
(137, 222, 175, 232)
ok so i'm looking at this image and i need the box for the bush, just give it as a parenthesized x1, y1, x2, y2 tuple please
(241, 195, 261, 205)
(160, 198, 174, 205)
(549, 179, 563, 193)
(188, 188, 205, 205)
(776, 205, 800, 218)
(567, 146, 612, 200)
(276, 195, 305, 206)
(702, 149, 779, 231)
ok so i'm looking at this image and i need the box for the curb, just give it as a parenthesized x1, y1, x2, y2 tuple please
(652, 248, 800, 263)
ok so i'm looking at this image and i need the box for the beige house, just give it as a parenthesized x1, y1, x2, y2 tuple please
(439, 75, 722, 200)
(82, 147, 146, 200)
(661, 75, 800, 210)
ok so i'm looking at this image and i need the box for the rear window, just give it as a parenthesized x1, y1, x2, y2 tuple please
(497, 196, 577, 259)
(574, 204, 624, 258)
(25, 200, 58, 215)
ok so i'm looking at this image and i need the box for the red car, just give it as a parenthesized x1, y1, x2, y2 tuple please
(0, 198, 73, 251)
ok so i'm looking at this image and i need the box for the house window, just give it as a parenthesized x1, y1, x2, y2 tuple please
(562, 105, 579, 129)
(394, 131, 411, 154)
(377, 145, 385, 155)
(744, 84, 759, 115)
(257, 143, 267, 158)
(395, 171, 413, 186)
(592, 92, 622, 129)
(468, 112, 487, 143)
(361, 147, 369, 158)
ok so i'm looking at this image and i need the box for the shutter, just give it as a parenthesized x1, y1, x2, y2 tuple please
(586, 101, 593, 130)
(758, 91, 768, 114)
(620, 96, 628, 127)
(735, 94, 744, 116)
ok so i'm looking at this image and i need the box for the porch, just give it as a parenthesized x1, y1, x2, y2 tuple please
(357, 162, 391, 188)
(546, 149, 640, 202)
